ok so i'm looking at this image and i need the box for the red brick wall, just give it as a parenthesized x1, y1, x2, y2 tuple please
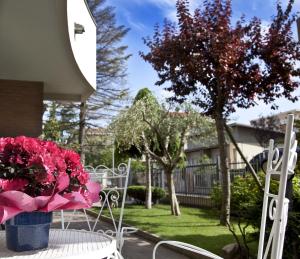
(0, 80, 44, 137)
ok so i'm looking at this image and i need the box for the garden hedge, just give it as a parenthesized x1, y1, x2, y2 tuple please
(127, 185, 166, 204)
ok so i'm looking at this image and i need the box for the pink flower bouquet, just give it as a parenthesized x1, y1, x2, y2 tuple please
(0, 136, 100, 223)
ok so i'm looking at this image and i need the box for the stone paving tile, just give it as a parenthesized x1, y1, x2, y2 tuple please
(52, 211, 190, 259)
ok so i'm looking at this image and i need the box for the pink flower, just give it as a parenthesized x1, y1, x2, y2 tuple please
(77, 172, 90, 185)
(0, 136, 100, 215)
(0, 179, 28, 191)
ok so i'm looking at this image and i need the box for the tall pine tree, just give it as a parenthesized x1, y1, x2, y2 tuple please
(78, 0, 130, 164)
(43, 0, 130, 164)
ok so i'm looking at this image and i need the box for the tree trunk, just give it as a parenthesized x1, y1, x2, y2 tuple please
(145, 154, 152, 209)
(215, 115, 230, 225)
(166, 170, 181, 216)
(79, 101, 87, 165)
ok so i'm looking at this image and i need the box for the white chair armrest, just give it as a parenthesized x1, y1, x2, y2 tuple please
(152, 240, 223, 259)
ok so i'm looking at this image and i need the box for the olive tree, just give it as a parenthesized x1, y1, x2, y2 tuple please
(111, 95, 213, 215)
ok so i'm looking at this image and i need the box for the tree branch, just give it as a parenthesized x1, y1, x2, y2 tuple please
(224, 124, 264, 192)
(141, 131, 166, 166)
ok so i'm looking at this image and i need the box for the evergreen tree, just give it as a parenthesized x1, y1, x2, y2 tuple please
(43, 0, 130, 164)
(77, 0, 130, 164)
(43, 102, 61, 142)
(43, 102, 79, 150)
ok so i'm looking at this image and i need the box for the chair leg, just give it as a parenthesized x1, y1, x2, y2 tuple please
(108, 250, 123, 259)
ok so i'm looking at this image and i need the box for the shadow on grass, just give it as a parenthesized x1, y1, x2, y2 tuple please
(125, 214, 171, 218)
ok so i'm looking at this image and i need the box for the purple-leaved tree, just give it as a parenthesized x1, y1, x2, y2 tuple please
(141, 0, 300, 224)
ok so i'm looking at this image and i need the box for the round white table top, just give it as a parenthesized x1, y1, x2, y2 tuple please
(0, 229, 117, 259)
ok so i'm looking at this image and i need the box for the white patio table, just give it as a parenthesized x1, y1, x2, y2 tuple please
(0, 229, 117, 259)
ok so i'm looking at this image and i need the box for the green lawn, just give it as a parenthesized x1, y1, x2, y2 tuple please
(99, 204, 257, 255)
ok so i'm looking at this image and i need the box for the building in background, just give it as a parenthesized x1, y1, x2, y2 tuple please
(250, 109, 300, 132)
(185, 123, 284, 166)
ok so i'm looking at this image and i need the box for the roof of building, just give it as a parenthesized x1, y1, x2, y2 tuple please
(228, 122, 284, 134)
(86, 127, 110, 136)
(269, 109, 300, 116)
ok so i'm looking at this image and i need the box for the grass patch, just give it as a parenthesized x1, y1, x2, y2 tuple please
(95, 204, 257, 255)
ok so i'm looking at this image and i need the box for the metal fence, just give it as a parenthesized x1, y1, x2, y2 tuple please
(152, 161, 260, 196)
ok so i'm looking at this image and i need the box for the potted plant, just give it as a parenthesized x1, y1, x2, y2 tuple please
(0, 136, 100, 252)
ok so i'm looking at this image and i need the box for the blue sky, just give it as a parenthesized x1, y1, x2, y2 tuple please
(107, 0, 300, 124)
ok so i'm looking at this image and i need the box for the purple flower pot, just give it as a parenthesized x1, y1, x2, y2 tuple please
(5, 212, 52, 252)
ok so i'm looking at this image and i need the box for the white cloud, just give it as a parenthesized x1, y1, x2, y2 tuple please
(132, 0, 201, 21)
(251, 2, 257, 11)
(147, 0, 199, 9)
(131, 0, 176, 8)
(123, 10, 146, 31)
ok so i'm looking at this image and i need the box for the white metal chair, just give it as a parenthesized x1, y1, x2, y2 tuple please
(153, 114, 297, 259)
(257, 114, 297, 259)
(61, 159, 135, 256)
(153, 240, 222, 259)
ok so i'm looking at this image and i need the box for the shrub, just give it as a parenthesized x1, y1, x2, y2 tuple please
(127, 185, 166, 203)
(293, 176, 300, 210)
(211, 173, 280, 212)
(211, 174, 300, 258)
(152, 186, 166, 203)
(127, 186, 145, 204)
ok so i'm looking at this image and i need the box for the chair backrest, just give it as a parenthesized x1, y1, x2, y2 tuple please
(61, 159, 131, 249)
(86, 159, 131, 235)
(257, 114, 298, 259)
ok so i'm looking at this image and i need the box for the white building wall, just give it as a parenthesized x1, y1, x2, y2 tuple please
(234, 143, 264, 163)
(67, 0, 96, 90)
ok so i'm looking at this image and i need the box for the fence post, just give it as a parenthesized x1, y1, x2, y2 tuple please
(217, 156, 222, 185)
(161, 169, 165, 190)
(152, 163, 157, 187)
(184, 167, 188, 195)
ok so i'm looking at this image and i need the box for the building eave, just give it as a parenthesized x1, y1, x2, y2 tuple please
(0, 0, 96, 102)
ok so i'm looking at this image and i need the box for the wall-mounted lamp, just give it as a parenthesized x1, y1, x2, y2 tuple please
(74, 23, 85, 34)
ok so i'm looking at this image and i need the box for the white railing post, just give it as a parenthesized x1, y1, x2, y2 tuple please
(257, 139, 274, 259)
(257, 114, 297, 259)
(271, 115, 294, 259)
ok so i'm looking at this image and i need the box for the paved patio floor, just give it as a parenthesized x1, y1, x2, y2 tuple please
(52, 211, 189, 259)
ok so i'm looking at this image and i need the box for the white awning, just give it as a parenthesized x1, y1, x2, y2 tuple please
(0, 0, 96, 101)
